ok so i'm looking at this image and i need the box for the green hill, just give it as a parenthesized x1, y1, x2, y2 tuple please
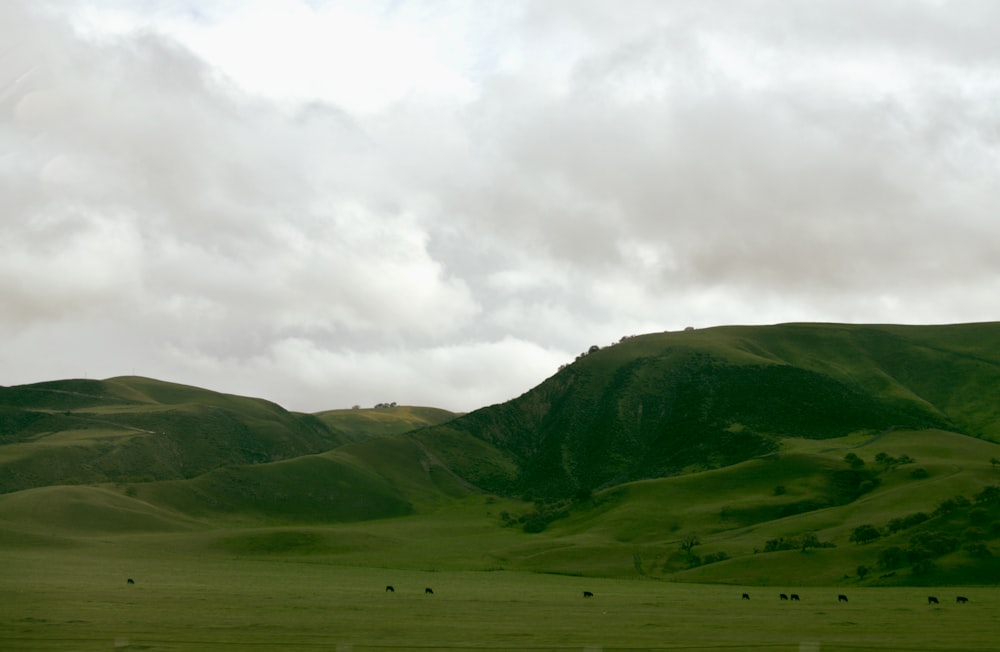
(414, 322, 1000, 500)
(3, 323, 1000, 587)
(314, 405, 458, 441)
(0, 376, 453, 494)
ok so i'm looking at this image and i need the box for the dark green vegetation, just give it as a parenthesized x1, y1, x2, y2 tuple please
(3, 323, 1000, 613)
(423, 322, 1000, 500)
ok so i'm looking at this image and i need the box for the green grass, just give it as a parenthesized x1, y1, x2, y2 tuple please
(314, 405, 459, 441)
(1, 537, 997, 651)
(5, 323, 1000, 631)
(3, 425, 999, 586)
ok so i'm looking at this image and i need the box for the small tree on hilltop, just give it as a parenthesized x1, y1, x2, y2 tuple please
(850, 524, 881, 545)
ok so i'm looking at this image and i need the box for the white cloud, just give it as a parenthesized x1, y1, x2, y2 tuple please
(2, 1, 1000, 411)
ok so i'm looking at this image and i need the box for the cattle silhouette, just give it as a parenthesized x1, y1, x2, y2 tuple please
(790, 594, 800, 601)
(583, 591, 594, 598)
(928, 596, 939, 605)
(385, 585, 394, 593)
(425, 587, 434, 595)
(838, 594, 848, 603)
(779, 593, 789, 601)
(127, 578, 134, 585)
(956, 596, 969, 604)
(741, 593, 750, 600)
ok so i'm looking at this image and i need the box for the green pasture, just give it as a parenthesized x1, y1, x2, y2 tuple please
(1, 536, 997, 652)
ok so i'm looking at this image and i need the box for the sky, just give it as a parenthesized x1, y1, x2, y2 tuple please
(2, 1, 999, 413)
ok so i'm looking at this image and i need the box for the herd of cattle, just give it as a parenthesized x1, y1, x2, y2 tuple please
(128, 578, 971, 605)
(379, 585, 969, 604)
(739, 592, 969, 604)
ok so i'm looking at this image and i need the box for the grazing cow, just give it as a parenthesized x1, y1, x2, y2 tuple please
(790, 594, 800, 601)
(583, 591, 594, 598)
(838, 594, 848, 603)
(780, 593, 789, 601)
(741, 593, 750, 600)
(385, 585, 394, 593)
(928, 596, 939, 605)
(425, 588, 434, 595)
(956, 596, 969, 604)
(127, 578, 134, 585)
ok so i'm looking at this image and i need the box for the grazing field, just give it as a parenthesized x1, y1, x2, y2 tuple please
(1, 537, 996, 652)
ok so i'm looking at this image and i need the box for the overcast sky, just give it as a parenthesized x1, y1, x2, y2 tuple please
(2, 1, 998, 413)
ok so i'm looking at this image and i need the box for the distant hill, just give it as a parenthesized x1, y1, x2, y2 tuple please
(0, 376, 456, 495)
(412, 322, 1000, 499)
(315, 405, 459, 441)
(3, 323, 1000, 586)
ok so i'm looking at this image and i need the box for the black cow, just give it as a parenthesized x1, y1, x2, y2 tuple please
(741, 593, 750, 600)
(780, 593, 789, 601)
(790, 594, 800, 601)
(127, 578, 134, 585)
(928, 596, 939, 605)
(425, 587, 434, 595)
(583, 591, 594, 598)
(838, 594, 848, 603)
(956, 596, 969, 604)
(385, 585, 394, 593)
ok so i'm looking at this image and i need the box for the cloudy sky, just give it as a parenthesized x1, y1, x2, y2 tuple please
(2, 1, 998, 413)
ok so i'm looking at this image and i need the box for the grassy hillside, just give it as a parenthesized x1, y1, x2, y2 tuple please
(314, 405, 458, 441)
(415, 322, 1000, 500)
(2, 322, 1000, 588)
(487, 428, 1000, 585)
(0, 377, 449, 494)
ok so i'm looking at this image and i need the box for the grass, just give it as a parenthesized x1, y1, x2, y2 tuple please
(314, 405, 459, 441)
(3, 427, 1000, 649)
(1, 537, 997, 651)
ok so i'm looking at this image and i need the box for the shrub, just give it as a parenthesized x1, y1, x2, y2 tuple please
(887, 511, 930, 533)
(934, 495, 970, 516)
(850, 524, 881, 545)
(844, 453, 865, 469)
(908, 532, 960, 559)
(975, 485, 1000, 505)
(878, 546, 906, 570)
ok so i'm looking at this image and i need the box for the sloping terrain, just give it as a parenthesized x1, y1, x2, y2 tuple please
(2, 322, 1000, 586)
(413, 322, 1000, 500)
(0, 377, 341, 493)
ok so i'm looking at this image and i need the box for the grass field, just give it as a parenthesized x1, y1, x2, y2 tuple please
(2, 529, 998, 652)
(5, 357, 1000, 650)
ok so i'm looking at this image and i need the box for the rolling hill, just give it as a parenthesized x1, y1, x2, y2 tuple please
(413, 322, 1000, 499)
(2, 322, 1000, 586)
(0, 376, 457, 495)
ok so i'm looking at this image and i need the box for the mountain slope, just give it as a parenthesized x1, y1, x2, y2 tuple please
(413, 322, 1000, 499)
(0, 377, 344, 493)
(2, 322, 1000, 586)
